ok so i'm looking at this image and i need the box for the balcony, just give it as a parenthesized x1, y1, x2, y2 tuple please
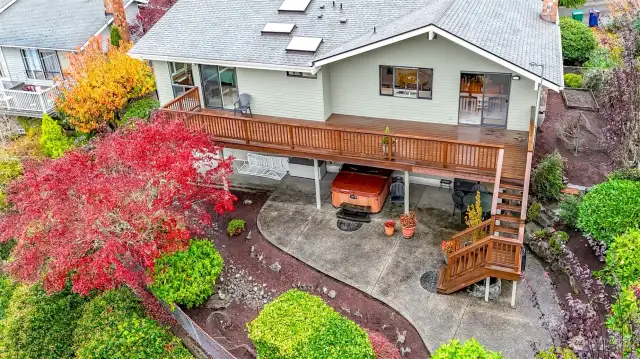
(160, 87, 533, 183)
(0, 82, 58, 118)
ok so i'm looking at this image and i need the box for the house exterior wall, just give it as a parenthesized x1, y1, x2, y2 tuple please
(235, 67, 327, 121)
(327, 36, 537, 131)
(3, 47, 27, 83)
(151, 60, 174, 105)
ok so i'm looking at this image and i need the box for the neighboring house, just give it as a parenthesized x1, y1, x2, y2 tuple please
(131, 0, 563, 297)
(0, 0, 143, 118)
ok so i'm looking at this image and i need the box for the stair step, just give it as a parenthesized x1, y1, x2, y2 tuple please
(500, 183, 524, 191)
(497, 203, 521, 212)
(498, 192, 522, 201)
(495, 214, 521, 223)
(494, 225, 519, 234)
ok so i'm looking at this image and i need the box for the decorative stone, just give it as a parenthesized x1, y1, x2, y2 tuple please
(250, 246, 256, 257)
(322, 286, 328, 294)
(206, 295, 230, 310)
(245, 231, 253, 241)
(243, 199, 253, 205)
(327, 290, 336, 299)
(396, 329, 406, 345)
(269, 262, 281, 272)
(467, 278, 502, 301)
(400, 347, 412, 357)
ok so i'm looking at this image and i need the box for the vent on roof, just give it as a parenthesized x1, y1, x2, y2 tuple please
(286, 36, 323, 52)
(261, 23, 296, 34)
(279, 0, 312, 12)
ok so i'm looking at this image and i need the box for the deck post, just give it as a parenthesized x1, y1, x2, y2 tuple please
(404, 171, 410, 214)
(314, 159, 321, 210)
(510, 281, 518, 308)
(484, 277, 490, 302)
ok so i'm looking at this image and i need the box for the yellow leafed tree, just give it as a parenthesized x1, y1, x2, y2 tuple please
(465, 191, 486, 241)
(55, 36, 156, 133)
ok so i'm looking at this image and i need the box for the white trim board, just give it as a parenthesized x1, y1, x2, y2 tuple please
(313, 25, 562, 92)
(128, 53, 320, 74)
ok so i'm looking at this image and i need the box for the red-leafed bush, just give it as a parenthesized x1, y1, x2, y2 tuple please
(0, 114, 235, 296)
(366, 330, 400, 359)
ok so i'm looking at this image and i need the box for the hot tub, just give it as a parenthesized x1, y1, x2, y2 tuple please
(331, 164, 393, 213)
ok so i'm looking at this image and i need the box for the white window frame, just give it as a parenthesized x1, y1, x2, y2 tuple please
(21, 48, 63, 80)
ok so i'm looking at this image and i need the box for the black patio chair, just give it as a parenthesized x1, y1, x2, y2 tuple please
(390, 176, 404, 204)
(234, 93, 252, 117)
(452, 190, 466, 219)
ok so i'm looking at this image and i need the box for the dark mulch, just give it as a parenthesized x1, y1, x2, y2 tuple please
(535, 91, 614, 187)
(185, 190, 429, 358)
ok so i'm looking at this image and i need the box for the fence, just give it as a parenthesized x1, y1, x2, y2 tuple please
(0, 86, 58, 114)
(168, 304, 237, 359)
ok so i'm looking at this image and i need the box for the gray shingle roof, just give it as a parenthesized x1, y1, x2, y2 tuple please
(130, 0, 563, 86)
(0, 0, 129, 51)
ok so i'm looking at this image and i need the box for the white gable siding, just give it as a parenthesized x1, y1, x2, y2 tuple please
(327, 36, 537, 131)
(321, 67, 332, 120)
(152, 60, 174, 105)
(235, 68, 327, 121)
(3, 47, 26, 82)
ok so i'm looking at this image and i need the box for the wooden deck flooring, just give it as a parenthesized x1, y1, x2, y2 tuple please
(194, 109, 528, 181)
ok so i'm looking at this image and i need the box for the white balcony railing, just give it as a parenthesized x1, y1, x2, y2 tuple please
(0, 86, 58, 115)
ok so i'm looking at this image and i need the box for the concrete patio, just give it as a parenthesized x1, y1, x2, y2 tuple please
(254, 173, 562, 358)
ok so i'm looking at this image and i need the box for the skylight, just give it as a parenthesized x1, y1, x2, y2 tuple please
(261, 23, 296, 34)
(279, 0, 312, 12)
(286, 36, 323, 52)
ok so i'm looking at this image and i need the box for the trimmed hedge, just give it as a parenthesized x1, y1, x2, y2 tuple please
(577, 179, 640, 244)
(0, 284, 86, 359)
(598, 229, 640, 287)
(247, 289, 375, 359)
(559, 17, 597, 65)
(151, 239, 224, 309)
(40, 114, 73, 159)
(563, 73, 583, 88)
(432, 339, 504, 358)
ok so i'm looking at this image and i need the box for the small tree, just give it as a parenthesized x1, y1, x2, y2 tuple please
(465, 191, 486, 241)
(110, 25, 123, 47)
(0, 114, 235, 296)
(55, 36, 156, 133)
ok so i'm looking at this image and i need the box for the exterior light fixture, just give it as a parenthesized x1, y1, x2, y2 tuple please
(512, 75, 521, 80)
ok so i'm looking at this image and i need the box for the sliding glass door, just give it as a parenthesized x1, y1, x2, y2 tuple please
(458, 72, 510, 128)
(199, 65, 238, 109)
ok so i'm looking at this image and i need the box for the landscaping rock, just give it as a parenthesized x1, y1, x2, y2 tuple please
(327, 290, 336, 299)
(400, 347, 412, 357)
(243, 199, 253, 205)
(467, 278, 501, 301)
(205, 311, 229, 334)
(250, 245, 255, 257)
(245, 230, 252, 241)
(205, 295, 230, 310)
(269, 261, 281, 272)
(396, 329, 406, 345)
(322, 286, 328, 294)
(217, 260, 274, 309)
(228, 344, 257, 358)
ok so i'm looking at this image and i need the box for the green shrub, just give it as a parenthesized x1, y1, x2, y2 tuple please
(227, 219, 245, 236)
(0, 157, 22, 186)
(559, 194, 582, 229)
(535, 347, 579, 359)
(531, 150, 565, 201)
(0, 239, 16, 261)
(0, 283, 86, 359)
(526, 202, 542, 222)
(582, 67, 604, 93)
(40, 114, 73, 159)
(606, 282, 640, 355)
(577, 179, 640, 244)
(431, 338, 504, 359)
(560, 17, 597, 65)
(73, 287, 145, 352)
(76, 316, 193, 359)
(0, 274, 17, 321)
(151, 239, 224, 309)
(559, 0, 586, 7)
(598, 229, 640, 287)
(563, 73, 583, 88)
(584, 47, 618, 70)
(549, 231, 569, 255)
(247, 289, 375, 359)
(16, 116, 40, 133)
(122, 98, 160, 122)
(608, 167, 640, 182)
(110, 25, 123, 47)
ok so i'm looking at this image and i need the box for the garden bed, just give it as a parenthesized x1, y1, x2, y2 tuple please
(561, 88, 599, 111)
(185, 190, 429, 358)
(535, 91, 613, 186)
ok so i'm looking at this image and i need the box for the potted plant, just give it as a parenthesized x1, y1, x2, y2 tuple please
(441, 240, 454, 263)
(399, 211, 416, 239)
(384, 220, 395, 236)
(381, 126, 396, 156)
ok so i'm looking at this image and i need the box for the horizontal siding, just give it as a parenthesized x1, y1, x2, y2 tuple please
(328, 36, 537, 131)
(235, 68, 326, 121)
(3, 47, 27, 83)
(152, 60, 174, 105)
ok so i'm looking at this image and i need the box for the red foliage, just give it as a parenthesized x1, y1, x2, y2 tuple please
(366, 330, 400, 359)
(0, 114, 236, 296)
(129, 0, 178, 38)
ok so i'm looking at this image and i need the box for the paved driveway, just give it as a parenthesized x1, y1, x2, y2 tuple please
(257, 175, 562, 358)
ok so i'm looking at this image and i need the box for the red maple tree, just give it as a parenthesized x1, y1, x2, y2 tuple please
(0, 114, 235, 295)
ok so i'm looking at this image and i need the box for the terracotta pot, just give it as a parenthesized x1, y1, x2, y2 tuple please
(402, 226, 415, 239)
(384, 226, 395, 236)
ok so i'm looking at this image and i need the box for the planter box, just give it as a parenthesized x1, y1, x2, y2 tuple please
(288, 158, 326, 180)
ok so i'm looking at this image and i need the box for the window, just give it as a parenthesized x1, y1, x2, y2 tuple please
(380, 65, 432, 99)
(168, 62, 195, 97)
(286, 71, 317, 79)
(21, 49, 62, 80)
(199, 65, 238, 110)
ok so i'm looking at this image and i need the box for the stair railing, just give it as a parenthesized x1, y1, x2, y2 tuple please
(449, 217, 494, 252)
(446, 235, 522, 281)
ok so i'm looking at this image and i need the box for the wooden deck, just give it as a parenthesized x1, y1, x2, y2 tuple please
(160, 87, 530, 183)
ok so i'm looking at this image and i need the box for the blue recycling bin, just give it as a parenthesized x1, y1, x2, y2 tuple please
(589, 9, 600, 27)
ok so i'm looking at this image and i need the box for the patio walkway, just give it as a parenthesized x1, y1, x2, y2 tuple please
(256, 174, 562, 358)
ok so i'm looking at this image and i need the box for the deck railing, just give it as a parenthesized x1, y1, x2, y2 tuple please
(0, 86, 58, 114)
(446, 234, 522, 281)
(161, 88, 505, 175)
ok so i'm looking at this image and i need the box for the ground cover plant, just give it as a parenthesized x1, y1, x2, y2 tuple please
(431, 338, 504, 358)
